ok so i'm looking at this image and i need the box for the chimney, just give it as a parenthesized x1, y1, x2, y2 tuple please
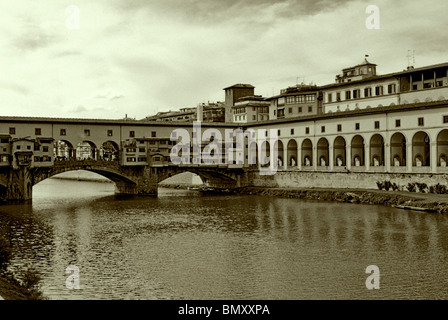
(197, 103, 203, 122)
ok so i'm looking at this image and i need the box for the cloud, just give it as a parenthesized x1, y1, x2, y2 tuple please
(93, 89, 124, 100)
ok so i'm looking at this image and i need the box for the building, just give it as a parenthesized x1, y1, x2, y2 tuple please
(223, 84, 255, 123)
(231, 95, 270, 123)
(144, 102, 225, 123)
(266, 83, 322, 120)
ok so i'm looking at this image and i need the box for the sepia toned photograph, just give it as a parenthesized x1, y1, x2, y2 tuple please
(1, 0, 448, 305)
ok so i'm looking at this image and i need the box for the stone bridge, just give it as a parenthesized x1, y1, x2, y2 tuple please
(0, 160, 248, 201)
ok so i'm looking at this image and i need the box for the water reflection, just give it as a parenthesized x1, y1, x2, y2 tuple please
(0, 179, 448, 299)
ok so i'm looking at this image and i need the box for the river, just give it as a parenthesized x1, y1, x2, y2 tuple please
(1, 178, 448, 300)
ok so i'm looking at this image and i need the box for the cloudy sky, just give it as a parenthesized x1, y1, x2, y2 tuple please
(1, 0, 448, 119)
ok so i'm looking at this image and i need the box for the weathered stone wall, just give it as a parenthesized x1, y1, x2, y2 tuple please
(245, 170, 448, 190)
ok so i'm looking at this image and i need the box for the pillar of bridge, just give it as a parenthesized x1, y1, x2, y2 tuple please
(3, 167, 33, 201)
(117, 166, 159, 196)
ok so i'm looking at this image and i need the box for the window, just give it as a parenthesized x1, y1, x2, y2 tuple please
(0, 138, 8, 143)
(138, 157, 147, 162)
(60, 129, 66, 136)
(327, 93, 333, 103)
(34, 145, 40, 151)
(355, 123, 360, 130)
(308, 106, 312, 112)
(296, 96, 305, 103)
(16, 145, 21, 150)
(43, 146, 49, 152)
(388, 84, 396, 94)
(277, 130, 281, 136)
(336, 92, 341, 102)
(35, 128, 41, 136)
(374, 121, 380, 129)
(305, 127, 310, 134)
(418, 117, 424, 126)
(130, 131, 135, 138)
(306, 95, 315, 102)
(138, 147, 145, 152)
(444, 115, 448, 123)
(126, 157, 136, 162)
(273, 110, 276, 116)
(288, 107, 293, 113)
(375, 86, 383, 96)
(321, 126, 325, 133)
(151, 131, 156, 137)
(395, 119, 401, 128)
(291, 129, 294, 135)
(345, 91, 351, 100)
(107, 130, 113, 137)
(84, 129, 90, 136)
(337, 124, 342, 132)
(298, 107, 302, 113)
(252, 115, 256, 120)
(27, 145, 31, 150)
(353, 89, 360, 99)
(364, 87, 372, 97)
(9, 127, 15, 135)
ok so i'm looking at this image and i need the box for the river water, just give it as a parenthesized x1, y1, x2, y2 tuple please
(1, 178, 448, 300)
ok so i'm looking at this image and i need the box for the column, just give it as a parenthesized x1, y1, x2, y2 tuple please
(385, 142, 391, 172)
(346, 144, 352, 171)
(297, 144, 302, 170)
(283, 146, 288, 170)
(365, 143, 370, 172)
(431, 140, 438, 173)
(329, 143, 334, 171)
(406, 144, 413, 173)
(312, 146, 317, 170)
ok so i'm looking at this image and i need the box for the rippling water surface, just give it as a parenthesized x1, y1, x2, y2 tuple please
(1, 178, 448, 300)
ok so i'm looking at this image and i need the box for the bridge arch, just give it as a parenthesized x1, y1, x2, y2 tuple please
(32, 161, 139, 195)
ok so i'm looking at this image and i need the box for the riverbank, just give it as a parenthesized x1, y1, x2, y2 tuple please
(0, 272, 44, 300)
(234, 187, 448, 214)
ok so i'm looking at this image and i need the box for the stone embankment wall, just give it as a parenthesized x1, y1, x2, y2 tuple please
(246, 170, 448, 190)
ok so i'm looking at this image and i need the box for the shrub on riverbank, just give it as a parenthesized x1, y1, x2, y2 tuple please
(376, 180, 448, 194)
(0, 235, 46, 300)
